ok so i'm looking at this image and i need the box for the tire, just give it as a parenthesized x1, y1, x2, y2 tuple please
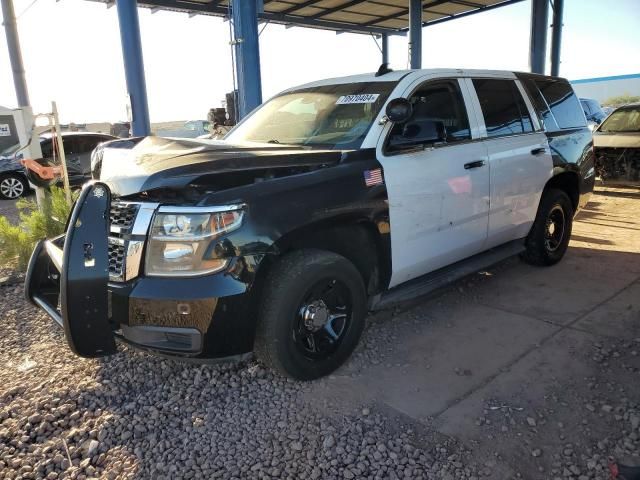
(255, 249, 367, 380)
(521, 188, 574, 266)
(0, 173, 28, 200)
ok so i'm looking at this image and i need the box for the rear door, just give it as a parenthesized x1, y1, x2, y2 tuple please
(465, 77, 553, 247)
(376, 76, 490, 287)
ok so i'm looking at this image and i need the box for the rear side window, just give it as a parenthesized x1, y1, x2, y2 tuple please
(40, 139, 54, 158)
(580, 100, 591, 115)
(472, 79, 534, 138)
(77, 136, 105, 153)
(535, 79, 586, 130)
(62, 137, 81, 155)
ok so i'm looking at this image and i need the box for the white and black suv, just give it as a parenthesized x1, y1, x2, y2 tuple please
(26, 68, 594, 380)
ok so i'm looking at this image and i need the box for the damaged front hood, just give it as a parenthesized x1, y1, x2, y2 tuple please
(593, 132, 640, 149)
(98, 136, 343, 196)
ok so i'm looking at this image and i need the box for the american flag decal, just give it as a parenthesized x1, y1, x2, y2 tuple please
(363, 168, 383, 187)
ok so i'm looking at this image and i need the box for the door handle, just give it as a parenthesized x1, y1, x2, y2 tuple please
(531, 147, 546, 155)
(464, 160, 486, 170)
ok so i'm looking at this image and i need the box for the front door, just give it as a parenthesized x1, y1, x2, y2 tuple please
(377, 78, 490, 288)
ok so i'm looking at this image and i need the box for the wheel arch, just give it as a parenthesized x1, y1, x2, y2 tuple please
(543, 170, 580, 214)
(262, 216, 392, 297)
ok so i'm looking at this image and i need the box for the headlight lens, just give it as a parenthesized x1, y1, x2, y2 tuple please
(145, 208, 244, 276)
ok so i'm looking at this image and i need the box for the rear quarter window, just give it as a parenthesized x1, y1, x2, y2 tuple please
(535, 79, 586, 130)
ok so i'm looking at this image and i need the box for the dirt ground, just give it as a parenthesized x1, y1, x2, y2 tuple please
(0, 186, 638, 480)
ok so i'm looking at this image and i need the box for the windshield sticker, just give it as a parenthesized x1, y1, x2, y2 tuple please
(336, 94, 380, 105)
(0, 124, 10, 136)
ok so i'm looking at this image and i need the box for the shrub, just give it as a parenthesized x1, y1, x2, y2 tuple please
(0, 187, 76, 271)
(602, 94, 640, 107)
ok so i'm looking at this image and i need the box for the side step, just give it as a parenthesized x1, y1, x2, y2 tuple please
(372, 239, 526, 311)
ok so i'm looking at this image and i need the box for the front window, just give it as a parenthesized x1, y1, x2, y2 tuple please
(225, 82, 396, 150)
(598, 106, 640, 133)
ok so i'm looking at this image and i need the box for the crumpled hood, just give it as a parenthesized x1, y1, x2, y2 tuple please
(98, 136, 343, 196)
(593, 132, 640, 149)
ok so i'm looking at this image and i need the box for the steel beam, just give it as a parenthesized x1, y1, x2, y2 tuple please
(409, 0, 422, 69)
(419, 0, 525, 27)
(231, 0, 263, 119)
(1, 0, 30, 106)
(550, 0, 564, 77)
(135, 0, 404, 35)
(116, 0, 151, 136)
(381, 33, 389, 65)
(529, 0, 549, 74)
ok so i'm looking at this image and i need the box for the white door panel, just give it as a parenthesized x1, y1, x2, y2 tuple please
(379, 141, 490, 288)
(485, 133, 553, 247)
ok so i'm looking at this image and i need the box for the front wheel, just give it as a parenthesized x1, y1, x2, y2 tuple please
(521, 188, 574, 266)
(0, 173, 28, 200)
(255, 249, 367, 380)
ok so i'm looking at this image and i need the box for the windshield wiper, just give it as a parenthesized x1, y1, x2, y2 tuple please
(267, 139, 280, 144)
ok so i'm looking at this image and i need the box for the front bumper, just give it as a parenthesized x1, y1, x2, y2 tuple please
(25, 183, 260, 360)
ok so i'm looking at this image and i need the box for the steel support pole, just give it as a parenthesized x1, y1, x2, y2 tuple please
(115, 0, 151, 136)
(1, 0, 30, 107)
(409, 0, 422, 69)
(232, 0, 263, 120)
(529, 0, 549, 74)
(381, 33, 389, 65)
(550, 0, 564, 77)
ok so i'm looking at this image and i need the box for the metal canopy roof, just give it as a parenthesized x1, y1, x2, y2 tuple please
(95, 0, 524, 36)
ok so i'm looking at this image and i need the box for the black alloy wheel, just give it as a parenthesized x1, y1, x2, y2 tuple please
(255, 249, 367, 380)
(521, 188, 573, 266)
(544, 204, 566, 253)
(294, 278, 353, 360)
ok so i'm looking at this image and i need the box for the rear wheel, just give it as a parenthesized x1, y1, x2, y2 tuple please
(0, 173, 28, 200)
(521, 188, 574, 266)
(255, 249, 367, 380)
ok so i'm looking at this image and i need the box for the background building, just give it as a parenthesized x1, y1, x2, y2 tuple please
(571, 73, 640, 104)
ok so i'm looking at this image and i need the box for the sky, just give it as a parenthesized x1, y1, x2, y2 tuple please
(1, 0, 639, 123)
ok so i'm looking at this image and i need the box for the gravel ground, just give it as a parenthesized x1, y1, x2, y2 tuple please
(1, 188, 639, 480)
(0, 197, 24, 225)
(0, 281, 478, 480)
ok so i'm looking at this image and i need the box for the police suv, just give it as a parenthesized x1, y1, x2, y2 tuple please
(26, 68, 594, 380)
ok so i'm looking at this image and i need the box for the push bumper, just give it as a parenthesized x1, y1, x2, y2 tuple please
(25, 183, 259, 360)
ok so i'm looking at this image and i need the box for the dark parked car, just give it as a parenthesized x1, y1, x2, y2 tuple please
(0, 131, 116, 200)
(593, 103, 640, 183)
(580, 97, 607, 127)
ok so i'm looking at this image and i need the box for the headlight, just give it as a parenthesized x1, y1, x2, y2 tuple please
(145, 205, 244, 276)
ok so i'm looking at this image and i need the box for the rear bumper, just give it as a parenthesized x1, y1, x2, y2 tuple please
(25, 184, 261, 361)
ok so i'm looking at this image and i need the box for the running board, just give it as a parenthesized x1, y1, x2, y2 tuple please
(371, 240, 526, 311)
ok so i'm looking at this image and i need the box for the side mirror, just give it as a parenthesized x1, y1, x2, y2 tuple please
(385, 98, 413, 123)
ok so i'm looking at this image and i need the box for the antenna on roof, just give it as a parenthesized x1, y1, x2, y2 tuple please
(375, 63, 393, 77)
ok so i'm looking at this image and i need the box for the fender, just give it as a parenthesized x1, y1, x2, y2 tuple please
(545, 127, 595, 211)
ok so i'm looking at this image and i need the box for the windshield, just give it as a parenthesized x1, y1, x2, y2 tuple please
(599, 106, 640, 132)
(225, 82, 396, 149)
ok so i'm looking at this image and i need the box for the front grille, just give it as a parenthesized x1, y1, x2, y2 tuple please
(110, 203, 139, 231)
(595, 147, 640, 182)
(108, 238, 125, 280)
(108, 201, 144, 282)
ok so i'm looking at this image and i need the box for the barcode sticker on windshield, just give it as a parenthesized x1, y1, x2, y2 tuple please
(336, 94, 380, 105)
